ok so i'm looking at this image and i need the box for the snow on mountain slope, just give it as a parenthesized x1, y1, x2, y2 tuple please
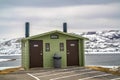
(0, 30, 120, 55)
(0, 38, 22, 55)
(80, 30, 120, 53)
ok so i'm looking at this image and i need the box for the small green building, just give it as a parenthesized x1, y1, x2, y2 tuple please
(22, 29, 87, 70)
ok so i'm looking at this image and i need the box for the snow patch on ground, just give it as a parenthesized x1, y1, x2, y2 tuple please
(0, 66, 20, 70)
(87, 65, 119, 68)
(0, 59, 11, 62)
(0, 54, 21, 56)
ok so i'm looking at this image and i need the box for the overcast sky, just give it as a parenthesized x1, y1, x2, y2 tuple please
(0, 0, 120, 38)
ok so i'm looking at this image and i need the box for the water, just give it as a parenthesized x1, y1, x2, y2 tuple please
(85, 53, 120, 66)
(0, 53, 120, 70)
(0, 55, 21, 70)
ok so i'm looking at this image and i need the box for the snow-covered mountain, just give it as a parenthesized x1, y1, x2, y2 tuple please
(0, 38, 22, 55)
(80, 30, 120, 53)
(0, 30, 120, 55)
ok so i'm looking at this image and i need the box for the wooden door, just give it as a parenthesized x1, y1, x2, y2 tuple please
(29, 40, 43, 68)
(66, 40, 79, 66)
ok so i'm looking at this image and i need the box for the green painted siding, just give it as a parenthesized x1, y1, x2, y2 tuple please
(21, 40, 25, 68)
(79, 39, 85, 66)
(22, 31, 85, 70)
(22, 40, 30, 70)
(32, 33, 77, 68)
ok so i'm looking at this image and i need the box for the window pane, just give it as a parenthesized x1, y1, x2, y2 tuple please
(60, 43, 64, 51)
(45, 43, 50, 52)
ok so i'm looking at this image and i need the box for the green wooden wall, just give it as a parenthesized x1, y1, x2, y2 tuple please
(22, 32, 85, 70)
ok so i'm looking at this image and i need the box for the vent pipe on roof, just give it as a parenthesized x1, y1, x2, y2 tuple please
(25, 22, 30, 38)
(63, 22, 67, 33)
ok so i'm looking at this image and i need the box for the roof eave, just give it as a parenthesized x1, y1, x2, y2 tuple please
(23, 30, 88, 40)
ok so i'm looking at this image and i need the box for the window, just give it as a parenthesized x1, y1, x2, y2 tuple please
(45, 43, 50, 52)
(60, 43, 64, 51)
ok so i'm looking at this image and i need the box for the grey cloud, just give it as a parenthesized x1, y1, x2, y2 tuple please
(0, 0, 120, 38)
(0, 0, 120, 8)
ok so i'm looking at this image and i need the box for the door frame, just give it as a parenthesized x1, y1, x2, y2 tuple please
(66, 40, 79, 66)
(29, 40, 43, 68)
